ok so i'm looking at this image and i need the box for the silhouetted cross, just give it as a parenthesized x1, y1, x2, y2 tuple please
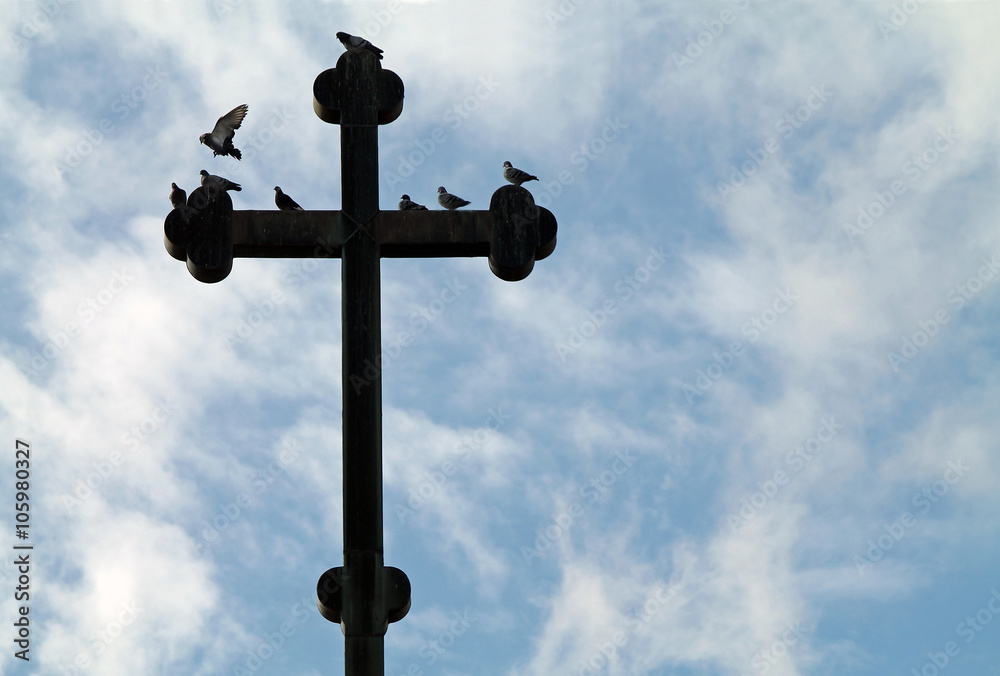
(163, 50, 556, 675)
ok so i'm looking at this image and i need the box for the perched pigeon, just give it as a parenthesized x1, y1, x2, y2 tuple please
(274, 186, 303, 211)
(199, 104, 248, 160)
(169, 182, 187, 208)
(398, 194, 428, 210)
(336, 32, 383, 60)
(200, 169, 242, 192)
(437, 186, 470, 210)
(502, 161, 538, 186)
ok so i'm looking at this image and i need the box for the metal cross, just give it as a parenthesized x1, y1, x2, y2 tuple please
(164, 50, 556, 675)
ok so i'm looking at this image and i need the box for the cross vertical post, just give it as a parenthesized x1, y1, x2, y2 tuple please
(338, 52, 387, 675)
(311, 49, 408, 675)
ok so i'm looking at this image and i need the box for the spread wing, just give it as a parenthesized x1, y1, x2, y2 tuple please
(211, 104, 248, 143)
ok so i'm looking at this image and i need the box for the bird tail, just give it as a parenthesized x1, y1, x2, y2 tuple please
(230, 148, 242, 161)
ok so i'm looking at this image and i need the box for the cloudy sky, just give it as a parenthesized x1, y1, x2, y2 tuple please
(2, 0, 1000, 674)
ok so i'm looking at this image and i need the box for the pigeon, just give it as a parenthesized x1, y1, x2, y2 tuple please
(502, 161, 538, 186)
(274, 186, 303, 211)
(438, 185, 469, 211)
(200, 169, 242, 192)
(199, 104, 248, 160)
(336, 32, 383, 60)
(398, 194, 428, 210)
(169, 182, 186, 208)
(437, 187, 470, 210)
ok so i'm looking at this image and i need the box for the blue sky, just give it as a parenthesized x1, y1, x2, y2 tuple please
(1, 1, 1000, 674)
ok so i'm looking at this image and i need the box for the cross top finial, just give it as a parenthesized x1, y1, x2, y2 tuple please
(313, 52, 404, 126)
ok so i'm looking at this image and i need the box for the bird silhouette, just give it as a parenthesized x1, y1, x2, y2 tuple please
(199, 104, 248, 160)
(274, 186, 304, 210)
(437, 186, 470, 210)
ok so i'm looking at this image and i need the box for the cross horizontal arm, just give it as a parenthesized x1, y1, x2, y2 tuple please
(231, 205, 555, 280)
(227, 210, 496, 259)
(232, 211, 346, 258)
(166, 184, 556, 283)
(378, 211, 492, 258)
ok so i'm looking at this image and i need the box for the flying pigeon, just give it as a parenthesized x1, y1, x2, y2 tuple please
(274, 186, 303, 211)
(169, 182, 186, 208)
(398, 194, 428, 210)
(336, 32, 383, 60)
(199, 104, 248, 160)
(502, 161, 538, 186)
(200, 169, 241, 192)
(437, 186, 470, 210)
